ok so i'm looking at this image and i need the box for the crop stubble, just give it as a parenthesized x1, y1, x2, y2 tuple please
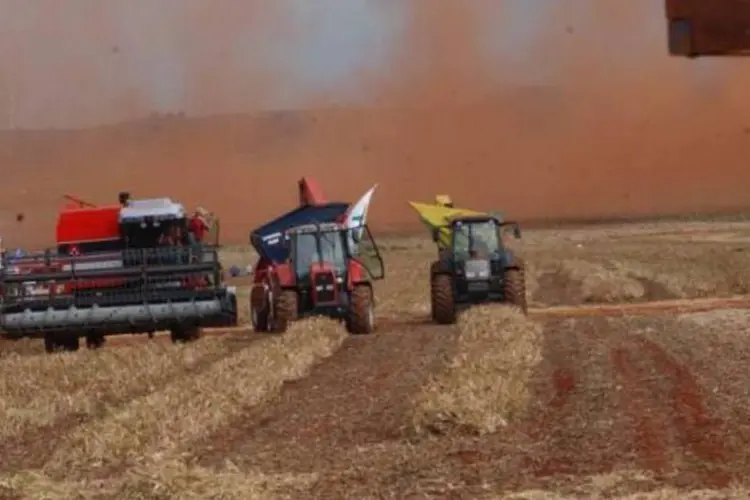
(0, 224, 749, 497)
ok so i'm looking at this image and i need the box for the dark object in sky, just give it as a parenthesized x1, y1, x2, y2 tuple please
(666, 0, 750, 57)
(15, 213, 24, 222)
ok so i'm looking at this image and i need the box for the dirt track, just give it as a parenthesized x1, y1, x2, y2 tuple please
(173, 307, 750, 497)
(0, 225, 750, 497)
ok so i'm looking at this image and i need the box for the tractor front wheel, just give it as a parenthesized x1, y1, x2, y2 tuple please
(431, 273, 456, 324)
(504, 266, 528, 315)
(251, 295, 270, 332)
(347, 285, 374, 334)
(44, 334, 80, 353)
(170, 325, 202, 344)
(270, 289, 298, 333)
(85, 334, 106, 350)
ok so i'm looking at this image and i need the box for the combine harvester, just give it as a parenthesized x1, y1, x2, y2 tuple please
(249, 178, 384, 334)
(0, 193, 238, 352)
(409, 195, 526, 324)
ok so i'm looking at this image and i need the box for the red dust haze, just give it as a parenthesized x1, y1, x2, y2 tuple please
(2, 0, 750, 247)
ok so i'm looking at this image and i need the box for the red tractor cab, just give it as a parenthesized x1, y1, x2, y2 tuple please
(248, 178, 384, 334)
(252, 221, 384, 334)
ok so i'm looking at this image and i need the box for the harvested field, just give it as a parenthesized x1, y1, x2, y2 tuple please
(1, 222, 750, 498)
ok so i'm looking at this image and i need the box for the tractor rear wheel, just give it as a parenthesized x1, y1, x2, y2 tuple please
(85, 334, 105, 349)
(170, 325, 201, 344)
(44, 334, 80, 353)
(251, 292, 270, 332)
(347, 285, 374, 334)
(431, 273, 456, 324)
(251, 303, 269, 332)
(504, 265, 528, 315)
(270, 289, 298, 333)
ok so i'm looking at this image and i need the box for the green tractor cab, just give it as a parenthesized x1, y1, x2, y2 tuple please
(428, 214, 527, 324)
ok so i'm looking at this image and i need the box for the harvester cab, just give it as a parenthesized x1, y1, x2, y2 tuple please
(409, 198, 527, 324)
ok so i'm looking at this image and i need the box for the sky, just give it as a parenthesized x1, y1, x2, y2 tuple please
(0, 0, 737, 129)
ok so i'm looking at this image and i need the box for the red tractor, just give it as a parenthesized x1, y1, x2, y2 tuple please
(249, 178, 384, 334)
(0, 193, 237, 352)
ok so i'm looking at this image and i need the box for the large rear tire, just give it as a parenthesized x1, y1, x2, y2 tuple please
(270, 289, 298, 333)
(431, 273, 456, 324)
(251, 303, 269, 332)
(44, 334, 80, 353)
(171, 325, 201, 344)
(504, 265, 527, 315)
(85, 334, 106, 350)
(347, 285, 374, 334)
(251, 292, 269, 332)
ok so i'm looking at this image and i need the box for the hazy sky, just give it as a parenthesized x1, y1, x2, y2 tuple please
(0, 0, 730, 129)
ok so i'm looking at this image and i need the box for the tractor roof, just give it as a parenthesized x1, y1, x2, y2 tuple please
(250, 202, 350, 263)
(450, 214, 501, 224)
(286, 222, 345, 234)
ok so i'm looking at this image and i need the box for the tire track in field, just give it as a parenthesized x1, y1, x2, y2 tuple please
(190, 323, 456, 477)
(510, 317, 734, 489)
(531, 296, 750, 318)
(636, 335, 734, 487)
(0, 333, 263, 473)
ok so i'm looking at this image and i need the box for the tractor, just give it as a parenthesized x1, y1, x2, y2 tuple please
(252, 221, 383, 333)
(0, 193, 237, 352)
(429, 214, 526, 324)
(249, 178, 383, 334)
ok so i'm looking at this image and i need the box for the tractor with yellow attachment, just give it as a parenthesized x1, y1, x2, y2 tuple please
(409, 195, 527, 324)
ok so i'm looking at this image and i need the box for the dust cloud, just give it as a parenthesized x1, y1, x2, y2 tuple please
(1, 1, 750, 247)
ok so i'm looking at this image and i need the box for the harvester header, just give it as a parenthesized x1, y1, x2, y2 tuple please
(408, 195, 499, 249)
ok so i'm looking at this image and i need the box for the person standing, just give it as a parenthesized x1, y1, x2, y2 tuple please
(188, 207, 213, 245)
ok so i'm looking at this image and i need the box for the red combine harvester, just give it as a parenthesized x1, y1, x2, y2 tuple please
(665, 0, 750, 57)
(0, 193, 238, 352)
(249, 178, 384, 334)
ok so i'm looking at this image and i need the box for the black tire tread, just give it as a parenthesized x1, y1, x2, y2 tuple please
(431, 273, 456, 324)
(271, 289, 298, 333)
(348, 285, 374, 334)
(504, 261, 528, 314)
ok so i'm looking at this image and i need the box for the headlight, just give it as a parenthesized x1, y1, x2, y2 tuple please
(464, 259, 491, 279)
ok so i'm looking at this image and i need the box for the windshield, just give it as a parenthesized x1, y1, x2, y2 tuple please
(453, 221, 500, 260)
(293, 230, 347, 280)
(121, 219, 187, 249)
